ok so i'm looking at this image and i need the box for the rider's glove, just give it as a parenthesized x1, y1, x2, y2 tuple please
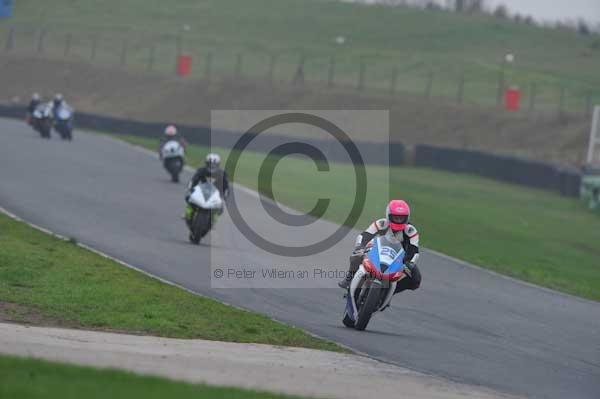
(351, 247, 365, 257)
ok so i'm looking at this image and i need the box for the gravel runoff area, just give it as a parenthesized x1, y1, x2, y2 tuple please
(0, 323, 519, 399)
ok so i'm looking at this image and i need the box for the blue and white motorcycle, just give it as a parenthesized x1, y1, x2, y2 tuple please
(343, 235, 410, 331)
(53, 104, 74, 141)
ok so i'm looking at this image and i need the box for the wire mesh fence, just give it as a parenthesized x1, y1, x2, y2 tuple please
(2, 23, 599, 116)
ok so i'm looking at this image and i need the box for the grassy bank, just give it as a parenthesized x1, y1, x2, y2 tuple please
(4, 0, 600, 108)
(0, 211, 341, 351)
(121, 134, 600, 301)
(0, 355, 304, 399)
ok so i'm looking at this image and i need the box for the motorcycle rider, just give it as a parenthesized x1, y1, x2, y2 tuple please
(26, 93, 42, 124)
(27, 93, 42, 115)
(160, 124, 187, 147)
(51, 93, 70, 118)
(338, 199, 421, 295)
(184, 153, 230, 222)
(52, 93, 65, 109)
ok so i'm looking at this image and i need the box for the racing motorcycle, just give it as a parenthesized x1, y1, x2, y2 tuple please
(187, 181, 223, 244)
(30, 103, 53, 139)
(160, 140, 185, 182)
(53, 104, 74, 141)
(342, 235, 410, 331)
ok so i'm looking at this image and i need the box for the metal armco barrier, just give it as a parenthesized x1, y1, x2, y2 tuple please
(415, 144, 582, 197)
(0, 104, 404, 167)
(2, 104, 581, 196)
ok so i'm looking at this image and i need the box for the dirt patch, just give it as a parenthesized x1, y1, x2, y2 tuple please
(0, 301, 138, 335)
(0, 301, 75, 328)
(0, 54, 590, 165)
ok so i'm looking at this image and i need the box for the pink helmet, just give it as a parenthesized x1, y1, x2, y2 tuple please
(386, 199, 410, 232)
(164, 125, 178, 136)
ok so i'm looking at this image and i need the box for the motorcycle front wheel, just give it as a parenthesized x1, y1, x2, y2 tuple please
(355, 280, 382, 331)
(189, 211, 210, 245)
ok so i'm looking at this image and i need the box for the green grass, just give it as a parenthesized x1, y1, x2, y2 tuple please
(0, 355, 306, 399)
(0, 211, 342, 351)
(3, 0, 600, 110)
(121, 134, 600, 301)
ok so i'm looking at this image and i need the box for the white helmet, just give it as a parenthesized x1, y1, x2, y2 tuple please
(206, 153, 221, 170)
(53, 93, 64, 107)
(32, 93, 41, 101)
(164, 125, 178, 136)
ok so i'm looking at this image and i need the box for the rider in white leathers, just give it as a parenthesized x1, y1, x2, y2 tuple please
(338, 199, 421, 293)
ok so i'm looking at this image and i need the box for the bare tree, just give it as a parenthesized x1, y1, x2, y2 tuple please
(493, 4, 508, 19)
(578, 19, 591, 36)
(524, 15, 535, 26)
(466, 0, 483, 13)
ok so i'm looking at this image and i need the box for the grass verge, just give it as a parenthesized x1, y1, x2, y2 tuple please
(0, 355, 305, 399)
(0, 211, 342, 351)
(120, 134, 600, 301)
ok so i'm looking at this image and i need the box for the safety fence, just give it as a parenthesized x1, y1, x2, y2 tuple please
(415, 144, 582, 197)
(1, 23, 599, 116)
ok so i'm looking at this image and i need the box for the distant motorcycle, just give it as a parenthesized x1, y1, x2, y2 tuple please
(342, 235, 410, 331)
(160, 140, 185, 182)
(53, 105, 74, 141)
(186, 181, 223, 244)
(30, 103, 53, 139)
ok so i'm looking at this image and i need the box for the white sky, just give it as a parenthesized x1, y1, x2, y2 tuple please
(486, 0, 600, 24)
(344, 1, 600, 24)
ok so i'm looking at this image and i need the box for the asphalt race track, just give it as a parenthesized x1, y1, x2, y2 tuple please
(1, 119, 599, 399)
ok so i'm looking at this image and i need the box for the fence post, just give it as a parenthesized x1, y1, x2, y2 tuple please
(234, 53, 243, 80)
(176, 33, 182, 57)
(558, 87, 566, 116)
(90, 34, 98, 61)
(205, 52, 213, 82)
(496, 69, 505, 106)
(425, 71, 434, 100)
(147, 44, 155, 71)
(585, 92, 593, 118)
(357, 59, 366, 91)
(120, 39, 128, 67)
(5, 27, 15, 52)
(267, 54, 277, 84)
(327, 56, 336, 88)
(528, 82, 537, 112)
(389, 66, 398, 95)
(456, 73, 465, 104)
(63, 33, 72, 57)
(37, 28, 46, 53)
(292, 54, 305, 86)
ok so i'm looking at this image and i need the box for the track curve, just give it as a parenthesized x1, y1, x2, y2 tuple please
(0, 119, 598, 399)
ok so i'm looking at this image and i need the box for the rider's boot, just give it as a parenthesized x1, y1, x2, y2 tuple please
(338, 273, 353, 289)
(338, 254, 362, 289)
(210, 211, 219, 231)
(183, 204, 194, 225)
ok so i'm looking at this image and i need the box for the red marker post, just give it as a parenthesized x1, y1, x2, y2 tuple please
(177, 54, 192, 77)
(505, 86, 521, 111)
